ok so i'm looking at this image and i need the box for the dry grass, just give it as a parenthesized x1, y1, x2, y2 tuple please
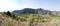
(0, 14, 60, 26)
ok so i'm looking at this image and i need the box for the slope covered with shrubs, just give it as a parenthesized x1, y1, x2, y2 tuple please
(0, 11, 59, 26)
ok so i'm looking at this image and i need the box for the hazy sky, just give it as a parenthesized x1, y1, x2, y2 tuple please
(0, 0, 60, 12)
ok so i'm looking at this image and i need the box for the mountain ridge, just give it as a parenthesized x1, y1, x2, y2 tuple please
(12, 8, 60, 16)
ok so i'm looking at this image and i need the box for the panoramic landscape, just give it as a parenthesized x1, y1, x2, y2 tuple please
(0, 8, 60, 26)
(0, 0, 60, 26)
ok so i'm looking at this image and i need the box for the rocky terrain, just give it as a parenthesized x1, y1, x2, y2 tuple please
(12, 8, 60, 16)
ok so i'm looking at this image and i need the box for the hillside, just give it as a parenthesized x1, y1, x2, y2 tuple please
(12, 8, 60, 16)
(0, 13, 60, 26)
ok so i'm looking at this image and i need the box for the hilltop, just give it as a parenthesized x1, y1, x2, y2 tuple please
(12, 8, 60, 16)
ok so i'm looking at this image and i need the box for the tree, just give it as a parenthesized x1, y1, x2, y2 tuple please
(7, 11, 12, 17)
(12, 14, 17, 19)
(4, 12, 7, 14)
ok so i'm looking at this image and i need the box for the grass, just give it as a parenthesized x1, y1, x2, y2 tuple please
(1, 14, 60, 26)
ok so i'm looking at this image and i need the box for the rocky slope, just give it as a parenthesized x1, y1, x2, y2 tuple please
(12, 8, 60, 16)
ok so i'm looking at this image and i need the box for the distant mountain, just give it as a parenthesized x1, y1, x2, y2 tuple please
(12, 8, 37, 14)
(12, 8, 60, 16)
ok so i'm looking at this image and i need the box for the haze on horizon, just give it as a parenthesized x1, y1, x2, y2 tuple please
(0, 0, 60, 12)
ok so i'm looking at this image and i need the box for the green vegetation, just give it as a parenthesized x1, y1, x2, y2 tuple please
(4, 11, 17, 19)
(2, 12, 60, 26)
(3, 11, 52, 23)
(4, 11, 12, 17)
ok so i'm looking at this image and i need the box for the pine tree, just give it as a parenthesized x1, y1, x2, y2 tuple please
(7, 11, 12, 17)
(4, 12, 7, 14)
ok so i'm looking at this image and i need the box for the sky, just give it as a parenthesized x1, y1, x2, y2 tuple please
(0, 0, 60, 12)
